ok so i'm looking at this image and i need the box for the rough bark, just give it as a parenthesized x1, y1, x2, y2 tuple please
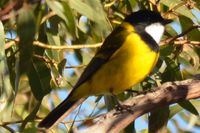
(79, 79, 200, 133)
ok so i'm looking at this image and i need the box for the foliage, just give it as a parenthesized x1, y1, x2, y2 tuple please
(0, 0, 200, 132)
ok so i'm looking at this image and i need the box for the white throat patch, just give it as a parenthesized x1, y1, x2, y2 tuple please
(145, 23, 165, 44)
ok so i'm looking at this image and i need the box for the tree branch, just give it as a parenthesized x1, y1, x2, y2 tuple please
(174, 40, 200, 45)
(6, 25, 200, 51)
(5, 39, 103, 50)
(33, 41, 102, 50)
(79, 79, 200, 133)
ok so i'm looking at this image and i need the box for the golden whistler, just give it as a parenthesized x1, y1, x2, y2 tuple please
(38, 10, 171, 129)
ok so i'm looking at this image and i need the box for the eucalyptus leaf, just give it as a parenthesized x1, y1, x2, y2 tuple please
(46, 32, 62, 62)
(58, 59, 67, 75)
(160, 45, 174, 57)
(149, 107, 169, 133)
(21, 101, 41, 130)
(169, 100, 200, 119)
(161, 0, 195, 20)
(179, 15, 200, 41)
(161, 57, 182, 82)
(169, 104, 182, 119)
(17, 5, 36, 74)
(27, 58, 52, 101)
(46, 0, 77, 37)
(0, 21, 13, 117)
(69, 0, 111, 37)
(178, 100, 199, 116)
(180, 45, 199, 71)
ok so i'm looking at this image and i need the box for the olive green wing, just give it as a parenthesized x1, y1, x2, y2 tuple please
(73, 26, 129, 89)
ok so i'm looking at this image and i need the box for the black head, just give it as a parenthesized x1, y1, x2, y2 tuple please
(124, 10, 172, 26)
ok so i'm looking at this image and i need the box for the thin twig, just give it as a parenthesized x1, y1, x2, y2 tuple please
(40, 11, 56, 24)
(33, 41, 102, 50)
(174, 40, 200, 45)
(0, 120, 23, 126)
(169, 25, 200, 43)
(5, 39, 103, 50)
(1, 125, 15, 133)
(5, 25, 200, 50)
(160, 25, 200, 45)
(65, 64, 86, 69)
(33, 54, 54, 64)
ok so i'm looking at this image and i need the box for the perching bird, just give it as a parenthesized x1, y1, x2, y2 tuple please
(38, 10, 171, 129)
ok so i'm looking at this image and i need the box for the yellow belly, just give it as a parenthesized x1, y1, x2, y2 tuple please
(71, 33, 159, 99)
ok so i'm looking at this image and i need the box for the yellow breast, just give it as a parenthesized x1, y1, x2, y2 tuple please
(109, 33, 159, 94)
(71, 27, 159, 99)
(89, 32, 159, 94)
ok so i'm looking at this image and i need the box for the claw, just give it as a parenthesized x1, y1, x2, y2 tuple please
(114, 103, 134, 115)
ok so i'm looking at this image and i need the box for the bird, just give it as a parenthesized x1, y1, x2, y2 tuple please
(38, 10, 172, 129)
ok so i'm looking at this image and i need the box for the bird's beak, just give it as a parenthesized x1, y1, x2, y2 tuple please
(162, 19, 173, 25)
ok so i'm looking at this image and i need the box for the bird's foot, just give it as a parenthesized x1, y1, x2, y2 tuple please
(114, 102, 135, 115)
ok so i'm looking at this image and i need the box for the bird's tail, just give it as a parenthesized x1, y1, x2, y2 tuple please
(38, 97, 85, 129)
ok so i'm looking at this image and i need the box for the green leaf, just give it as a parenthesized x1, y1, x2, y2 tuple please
(0, 21, 13, 116)
(104, 96, 117, 111)
(160, 0, 195, 20)
(179, 45, 199, 72)
(165, 24, 178, 37)
(69, 0, 111, 37)
(17, 5, 36, 74)
(46, 31, 63, 63)
(22, 126, 38, 133)
(27, 58, 52, 101)
(45, 30, 66, 88)
(149, 107, 169, 133)
(196, 1, 200, 8)
(178, 100, 199, 116)
(160, 45, 174, 57)
(179, 15, 200, 41)
(122, 122, 135, 133)
(169, 104, 182, 119)
(69, 0, 99, 22)
(21, 101, 41, 130)
(16, 6, 36, 101)
(46, 0, 77, 37)
(161, 57, 182, 82)
(58, 58, 67, 75)
(169, 100, 200, 119)
(189, 100, 200, 111)
(138, 129, 148, 133)
(128, 0, 137, 9)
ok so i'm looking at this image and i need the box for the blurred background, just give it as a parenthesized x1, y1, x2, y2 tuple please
(0, 0, 200, 132)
